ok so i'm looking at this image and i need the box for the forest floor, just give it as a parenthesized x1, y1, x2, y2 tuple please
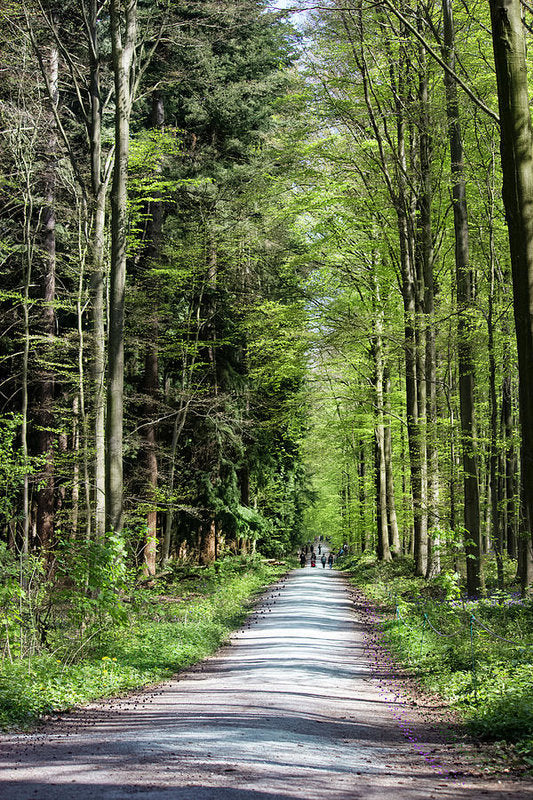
(0, 563, 531, 799)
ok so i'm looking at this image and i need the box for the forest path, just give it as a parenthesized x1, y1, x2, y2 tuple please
(0, 564, 530, 800)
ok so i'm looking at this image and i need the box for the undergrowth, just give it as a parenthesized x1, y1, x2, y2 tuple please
(340, 552, 533, 767)
(0, 554, 286, 730)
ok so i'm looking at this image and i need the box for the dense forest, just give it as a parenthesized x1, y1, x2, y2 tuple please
(3, 0, 533, 708)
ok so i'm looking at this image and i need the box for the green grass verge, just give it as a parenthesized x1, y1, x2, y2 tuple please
(339, 552, 533, 767)
(0, 555, 287, 730)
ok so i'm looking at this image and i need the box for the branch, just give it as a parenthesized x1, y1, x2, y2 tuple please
(305, 1, 500, 124)
(371, 0, 499, 124)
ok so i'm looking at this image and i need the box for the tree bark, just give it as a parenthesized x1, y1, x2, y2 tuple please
(358, 439, 366, 552)
(384, 368, 400, 555)
(443, 0, 483, 596)
(35, 36, 58, 555)
(106, 0, 137, 534)
(487, 174, 504, 588)
(141, 93, 164, 575)
(87, 0, 108, 539)
(372, 273, 392, 563)
(395, 28, 428, 574)
(416, 8, 440, 578)
(489, 0, 533, 587)
(501, 369, 517, 557)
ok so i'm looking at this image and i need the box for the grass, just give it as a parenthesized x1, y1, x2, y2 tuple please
(339, 552, 533, 767)
(0, 554, 288, 730)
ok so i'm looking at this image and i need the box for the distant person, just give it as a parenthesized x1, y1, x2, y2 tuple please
(311, 554, 316, 567)
(321, 554, 326, 568)
(328, 553, 334, 568)
(318, 544, 322, 555)
(300, 552, 306, 568)
(305, 545, 308, 554)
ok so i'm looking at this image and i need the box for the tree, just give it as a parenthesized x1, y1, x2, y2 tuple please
(489, 0, 533, 588)
(442, 0, 482, 596)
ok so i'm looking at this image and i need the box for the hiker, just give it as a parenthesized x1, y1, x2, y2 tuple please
(300, 552, 306, 568)
(318, 544, 322, 555)
(311, 554, 316, 567)
(321, 554, 326, 568)
(328, 553, 334, 568)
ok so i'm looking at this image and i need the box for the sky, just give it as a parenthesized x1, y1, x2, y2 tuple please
(268, 0, 310, 28)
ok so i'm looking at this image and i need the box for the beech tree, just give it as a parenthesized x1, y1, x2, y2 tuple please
(489, 0, 533, 587)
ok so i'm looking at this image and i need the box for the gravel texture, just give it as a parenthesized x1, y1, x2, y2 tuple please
(0, 565, 531, 799)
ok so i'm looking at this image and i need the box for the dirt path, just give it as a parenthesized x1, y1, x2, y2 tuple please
(0, 567, 531, 799)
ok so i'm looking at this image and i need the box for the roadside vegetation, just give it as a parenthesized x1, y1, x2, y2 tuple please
(340, 553, 533, 768)
(0, 551, 287, 730)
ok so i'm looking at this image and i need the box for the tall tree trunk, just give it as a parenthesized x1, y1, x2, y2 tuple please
(416, 9, 440, 578)
(443, 0, 483, 596)
(489, 0, 533, 588)
(36, 37, 58, 555)
(358, 439, 366, 552)
(106, 0, 137, 534)
(395, 24, 427, 574)
(384, 368, 400, 555)
(372, 276, 392, 563)
(487, 170, 504, 588)
(21, 151, 35, 557)
(92, 186, 107, 539)
(88, 0, 109, 539)
(501, 368, 517, 557)
(142, 340, 158, 575)
(141, 93, 164, 575)
(398, 164, 426, 574)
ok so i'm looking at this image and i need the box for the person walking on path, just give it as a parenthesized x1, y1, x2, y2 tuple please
(321, 554, 326, 568)
(328, 553, 334, 568)
(300, 552, 306, 568)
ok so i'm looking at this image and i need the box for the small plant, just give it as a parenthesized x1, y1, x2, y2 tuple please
(341, 553, 533, 766)
(0, 555, 286, 729)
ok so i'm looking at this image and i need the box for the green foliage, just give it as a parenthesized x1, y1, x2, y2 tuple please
(0, 414, 33, 523)
(342, 555, 533, 764)
(0, 556, 286, 729)
(54, 534, 131, 639)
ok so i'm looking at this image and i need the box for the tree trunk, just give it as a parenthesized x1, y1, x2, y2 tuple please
(501, 369, 517, 557)
(396, 69, 427, 575)
(35, 37, 58, 555)
(106, 0, 137, 534)
(443, 0, 483, 596)
(487, 176, 504, 588)
(358, 439, 366, 552)
(384, 368, 400, 555)
(141, 93, 164, 576)
(416, 11, 440, 578)
(87, 0, 109, 539)
(372, 280, 392, 563)
(399, 196, 426, 574)
(142, 339, 158, 575)
(489, 0, 533, 587)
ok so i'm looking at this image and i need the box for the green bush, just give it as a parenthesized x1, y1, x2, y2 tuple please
(340, 554, 533, 764)
(0, 555, 286, 729)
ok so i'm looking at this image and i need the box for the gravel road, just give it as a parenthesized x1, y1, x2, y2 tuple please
(0, 565, 531, 799)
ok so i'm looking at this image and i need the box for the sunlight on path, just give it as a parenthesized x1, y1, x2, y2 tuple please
(0, 565, 530, 799)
